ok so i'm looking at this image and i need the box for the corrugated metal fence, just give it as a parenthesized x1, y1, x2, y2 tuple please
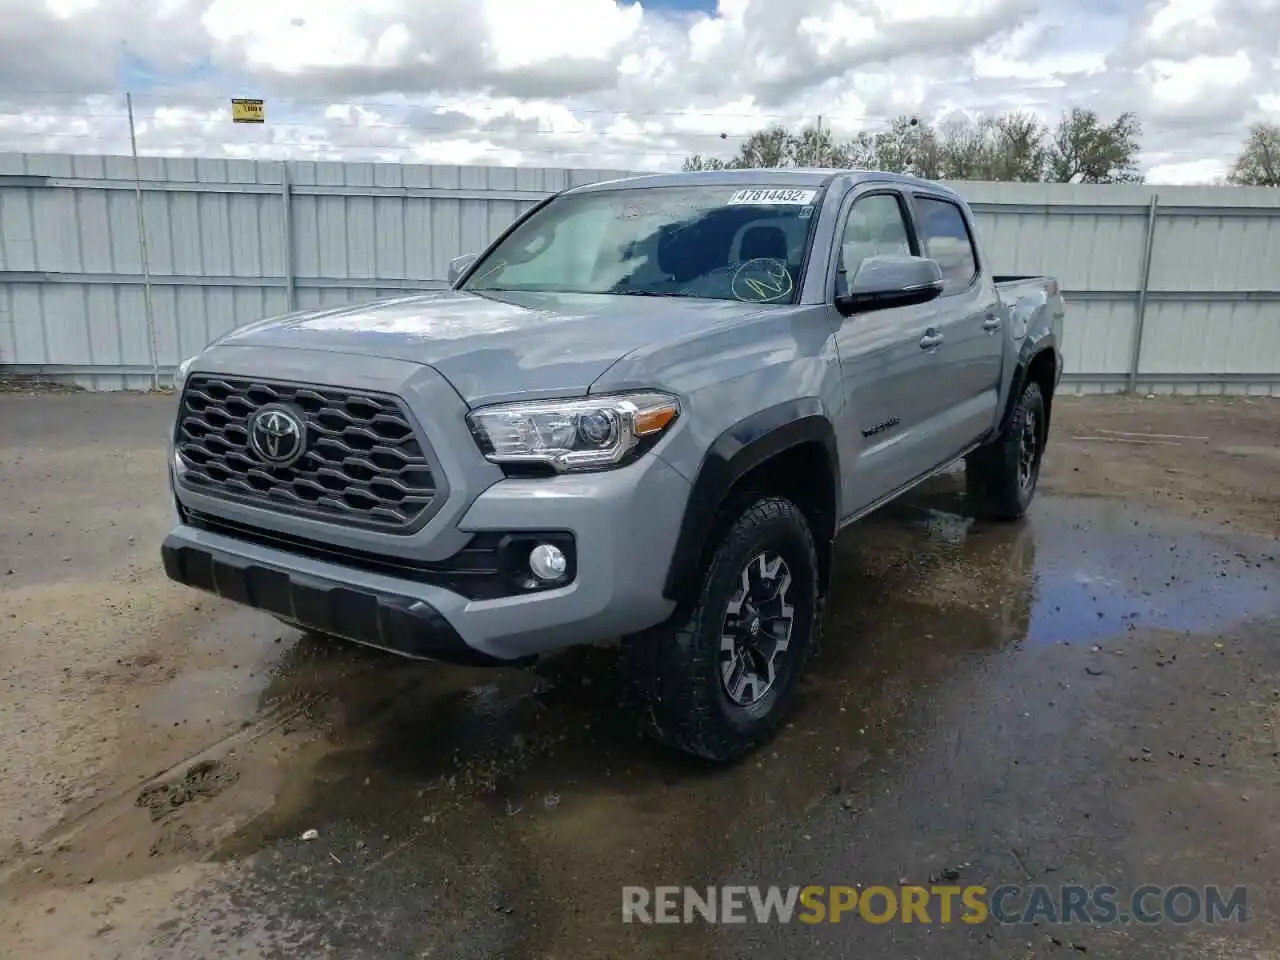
(1, 151, 1278, 393)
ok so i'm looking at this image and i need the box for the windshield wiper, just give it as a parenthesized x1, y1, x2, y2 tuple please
(610, 289, 696, 298)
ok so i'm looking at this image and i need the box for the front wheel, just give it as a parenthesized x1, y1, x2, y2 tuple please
(620, 495, 819, 763)
(965, 380, 1047, 521)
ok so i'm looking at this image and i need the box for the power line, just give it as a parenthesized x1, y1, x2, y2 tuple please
(0, 111, 782, 142)
(0, 107, 1241, 150)
(0, 87, 842, 123)
(1, 89, 1256, 155)
(0, 120, 1236, 164)
(0, 109, 908, 142)
(0, 87, 1080, 132)
(1, 86, 1262, 145)
(0, 129, 710, 162)
(0, 95, 1248, 170)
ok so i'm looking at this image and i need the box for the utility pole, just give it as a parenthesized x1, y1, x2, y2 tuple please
(127, 92, 160, 391)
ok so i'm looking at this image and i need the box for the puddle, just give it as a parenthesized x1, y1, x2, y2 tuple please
(874, 482, 1279, 649)
(1022, 501, 1277, 645)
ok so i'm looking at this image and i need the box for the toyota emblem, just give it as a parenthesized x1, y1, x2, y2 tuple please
(248, 404, 307, 468)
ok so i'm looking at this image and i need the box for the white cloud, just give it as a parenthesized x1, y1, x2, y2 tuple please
(1146, 0, 1220, 39)
(1139, 52, 1255, 121)
(482, 0, 643, 71)
(1145, 156, 1229, 183)
(202, 0, 397, 73)
(0, 0, 1276, 183)
(973, 22, 1107, 81)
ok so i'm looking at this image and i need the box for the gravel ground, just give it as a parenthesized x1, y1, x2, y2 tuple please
(0, 391, 1277, 960)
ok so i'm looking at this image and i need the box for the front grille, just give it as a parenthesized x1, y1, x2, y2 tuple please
(176, 375, 438, 532)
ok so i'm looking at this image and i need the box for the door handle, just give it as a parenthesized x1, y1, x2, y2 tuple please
(919, 331, 944, 350)
(982, 314, 1001, 332)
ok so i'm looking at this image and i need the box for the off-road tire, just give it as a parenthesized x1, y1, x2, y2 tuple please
(620, 495, 819, 763)
(965, 380, 1047, 521)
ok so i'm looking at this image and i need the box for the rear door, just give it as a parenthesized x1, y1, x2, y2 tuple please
(828, 186, 942, 516)
(908, 192, 1004, 455)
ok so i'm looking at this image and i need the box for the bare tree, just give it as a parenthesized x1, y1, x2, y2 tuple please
(986, 112, 1051, 181)
(843, 130, 880, 170)
(936, 115, 996, 180)
(872, 117, 943, 178)
(789, 124, 851, 168)
(681, 154, 728, 172)
(1227, 122, 1280, 186)
(931, 111, 1051, 181)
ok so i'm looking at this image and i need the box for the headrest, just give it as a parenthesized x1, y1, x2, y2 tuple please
(739, 225, 788, 261)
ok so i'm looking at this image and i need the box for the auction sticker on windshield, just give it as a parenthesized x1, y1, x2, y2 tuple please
(727, 188, 818, 205)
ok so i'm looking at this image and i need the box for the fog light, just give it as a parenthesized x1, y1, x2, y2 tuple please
(528, 543, 567, 581)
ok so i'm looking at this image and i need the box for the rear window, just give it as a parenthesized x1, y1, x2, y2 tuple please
(914, 196, 978, 292)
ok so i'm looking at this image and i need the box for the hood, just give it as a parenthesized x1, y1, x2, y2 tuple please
(215, 289, 769, 406)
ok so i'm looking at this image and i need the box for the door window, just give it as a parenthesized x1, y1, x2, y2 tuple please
(836, 193, 913, 297)
(913, 196, 979, 292)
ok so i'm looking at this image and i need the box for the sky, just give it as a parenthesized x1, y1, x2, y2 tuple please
(0, 0, 1276, 184)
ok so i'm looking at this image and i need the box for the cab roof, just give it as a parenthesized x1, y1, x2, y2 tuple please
(566, 167, 963, 202)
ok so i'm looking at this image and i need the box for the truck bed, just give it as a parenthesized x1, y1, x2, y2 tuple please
(993, 274, 1055, 291)
(993, 275, 1065, 346)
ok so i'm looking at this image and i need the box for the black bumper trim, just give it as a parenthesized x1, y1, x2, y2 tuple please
(161, 536, 522, 667)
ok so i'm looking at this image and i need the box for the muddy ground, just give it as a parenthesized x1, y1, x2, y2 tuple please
(0, 392, 1277, 960)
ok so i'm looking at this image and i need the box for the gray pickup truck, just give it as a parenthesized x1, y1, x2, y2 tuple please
(162, 168, 1064, 761)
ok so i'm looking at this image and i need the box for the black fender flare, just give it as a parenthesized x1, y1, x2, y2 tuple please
(662, 399, 840, 603)
(997, 343, 1061, 438)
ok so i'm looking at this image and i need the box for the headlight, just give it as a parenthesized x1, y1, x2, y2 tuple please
(174, 355, 196, 391)
(466, 391, 680, 473)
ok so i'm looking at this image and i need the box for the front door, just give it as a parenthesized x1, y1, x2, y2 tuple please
(828, 188, 942, 517)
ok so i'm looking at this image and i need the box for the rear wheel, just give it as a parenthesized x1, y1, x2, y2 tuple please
(965, 380, 1046, 521)
(621, 495, 819, 762)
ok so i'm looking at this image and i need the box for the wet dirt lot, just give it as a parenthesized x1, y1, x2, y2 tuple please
(1, 390, 1278, 959)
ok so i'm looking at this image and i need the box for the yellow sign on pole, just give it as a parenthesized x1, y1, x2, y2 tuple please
(231, 98, 265, 124)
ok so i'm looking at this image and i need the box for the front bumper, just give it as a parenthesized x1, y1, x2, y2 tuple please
(162, 536, 509, 665)
(162, 451, 692, 663)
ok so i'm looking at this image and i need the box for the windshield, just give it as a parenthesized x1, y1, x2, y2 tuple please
(460, 184, 823, 304)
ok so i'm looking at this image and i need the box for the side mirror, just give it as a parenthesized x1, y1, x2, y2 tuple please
(835, 255, 945, 316)
(447, 253, 478, 285)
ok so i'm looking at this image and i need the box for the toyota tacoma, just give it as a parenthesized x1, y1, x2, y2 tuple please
(161, 168, 1065, 761)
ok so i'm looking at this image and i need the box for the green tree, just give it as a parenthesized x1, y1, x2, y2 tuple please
(869, 117, 942, 178)
(680, 108, 1144, 183)
(682, 122, 849, 171)
(734, 125, 796, 168)
(1226, 122, 1280, 186)
(1045, 108, 1144, 183)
